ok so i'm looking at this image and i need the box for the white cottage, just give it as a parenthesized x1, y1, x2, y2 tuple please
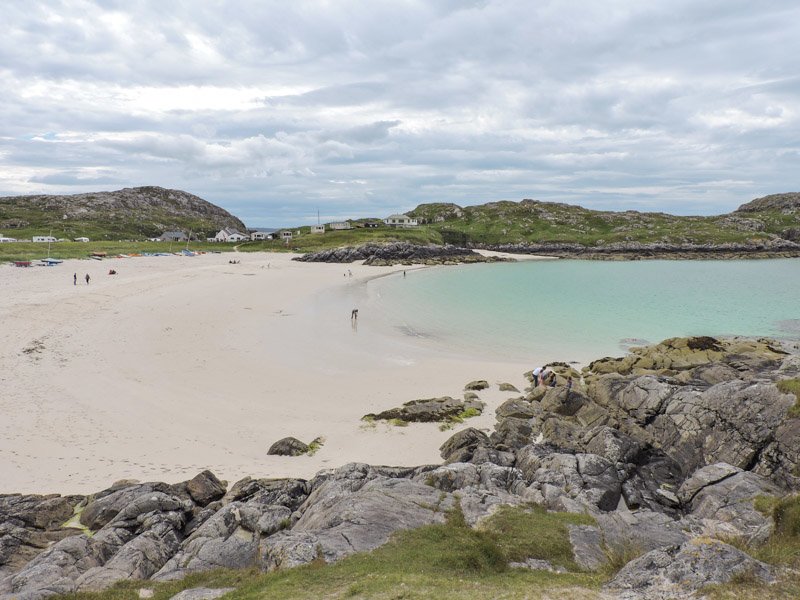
(384, 214, 418, 228)
(215, 227, 248, 242)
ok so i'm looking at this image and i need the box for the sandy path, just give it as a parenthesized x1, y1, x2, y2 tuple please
(0, 252, 535, 494)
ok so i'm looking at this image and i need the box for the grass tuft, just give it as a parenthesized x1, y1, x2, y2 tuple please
(776, 378, 800, 418)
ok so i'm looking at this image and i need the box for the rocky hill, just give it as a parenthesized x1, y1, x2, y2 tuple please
(403, 193, 800, 256)
(2, 336, 799, 599)
(0, 186, 246, 239)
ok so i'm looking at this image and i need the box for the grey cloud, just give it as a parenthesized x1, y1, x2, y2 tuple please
(0, 0, 798, 224)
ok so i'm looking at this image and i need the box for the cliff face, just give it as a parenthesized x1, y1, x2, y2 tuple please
(0, 186, 246, 237)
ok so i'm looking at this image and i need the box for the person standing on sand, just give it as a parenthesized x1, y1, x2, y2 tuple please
(85, 273, 90, 285)
(532, 366, 543, 387)
(351, 308, 358, 320)
(73, 273, 77, 286)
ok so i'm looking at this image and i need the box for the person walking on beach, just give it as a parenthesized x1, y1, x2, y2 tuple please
(351, 308, 359, 320)
(73, 273, 77, 286)
(85, 273, 90, 285)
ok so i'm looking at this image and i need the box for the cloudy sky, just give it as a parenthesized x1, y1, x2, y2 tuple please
(1, 1, 798, 226)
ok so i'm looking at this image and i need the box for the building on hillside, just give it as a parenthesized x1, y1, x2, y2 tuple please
(250, 231, 270, 241)
(160, 231, 188, 242)
(280, 230, 293, 241)
(214, 227, 247, 242)
(74, 237, 90, 242)
(329, 221, 351, 230)
(32, 235, 58, 243)
(384, 214, 418, 228)
(0, 234, 17, 242)
(311, 225, 325, 234)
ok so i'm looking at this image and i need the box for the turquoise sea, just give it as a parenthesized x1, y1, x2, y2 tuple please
(364, 258, 800, 364)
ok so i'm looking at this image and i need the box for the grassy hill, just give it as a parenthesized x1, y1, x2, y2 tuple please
(405, 193, 800, 247)
(2, 189, 799, 262)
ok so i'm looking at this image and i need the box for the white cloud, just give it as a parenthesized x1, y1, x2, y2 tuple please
(0, 0, 798, 224)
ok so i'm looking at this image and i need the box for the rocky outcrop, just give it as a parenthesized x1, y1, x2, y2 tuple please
(293, 242, 506, 265)
(1, 336, 798, 598)
(479, 239, 800, 259)
(363, 396, 484, 423)
(606, 539, 774, 599)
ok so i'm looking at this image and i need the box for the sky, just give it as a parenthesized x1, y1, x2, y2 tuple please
(1, 1, 798, 227)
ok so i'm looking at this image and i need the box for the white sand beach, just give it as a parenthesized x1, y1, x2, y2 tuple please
(0, 252, 546, 495)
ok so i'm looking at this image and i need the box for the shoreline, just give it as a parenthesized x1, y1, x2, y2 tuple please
(0, 252, 536, 495)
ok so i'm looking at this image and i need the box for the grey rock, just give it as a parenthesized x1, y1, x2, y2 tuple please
(540, 387, 586, 416)
(568, 525, 606, 571)
(490, 417, 534, 451)
(260, 465, 453, 571)
(7, 535, 100, 597)
(365, 397, 482, 423)
(518, 450, 621, 512)
(509, 558, 565, 573)
(184, 471, 226, 507)
(168, 588, 235, 600)
(267, 437, 309, 457)
(222, 477, 309, 511)
(606, 540, 773, 598)
(0, 495, 78, 531)
(153, 502, 264, 581)
(439, 427, 490, 463)
(469, 446, 516, 467)
(80, 483, 183, 531)
(754, 417, 800, 489)
(499, 383, 519, 392)
(650, 381, 792, 474)
(495, 398, 538, 420)
(685, 470, 780, 544)
(464, 380, 489, 391)
(582, 426, 642, 464)
(677, 462, 741, 504)
(570, 509, 690, 571)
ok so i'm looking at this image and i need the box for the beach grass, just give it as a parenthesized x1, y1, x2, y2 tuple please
(776, 378, 800, 418)
(704, 494, 800, 599)
(61, 505, 604, 600)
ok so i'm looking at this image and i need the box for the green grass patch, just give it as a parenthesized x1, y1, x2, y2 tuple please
(389, 418, 409, 427)
(0, 241, 236, 263)
(62, 505, 604, 600)
(776, 378, 800, 418)
(481, 504, 595, 572)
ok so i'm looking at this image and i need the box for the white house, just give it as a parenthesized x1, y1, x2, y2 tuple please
(280, 230, 293, 240)
(0, 233, 17, 243)
(384, 214, 418, 228)
(329, 221, 351, 230)
(215, 227, 247, 242)
(250, 231, 270, 241)
(311, 225, 325, 234)
(160, 231, 188, 242)
(32, 235, 58, 243)
(74, 237, 90, 242)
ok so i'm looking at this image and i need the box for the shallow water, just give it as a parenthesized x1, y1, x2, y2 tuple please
(364, 258, 800, 364)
